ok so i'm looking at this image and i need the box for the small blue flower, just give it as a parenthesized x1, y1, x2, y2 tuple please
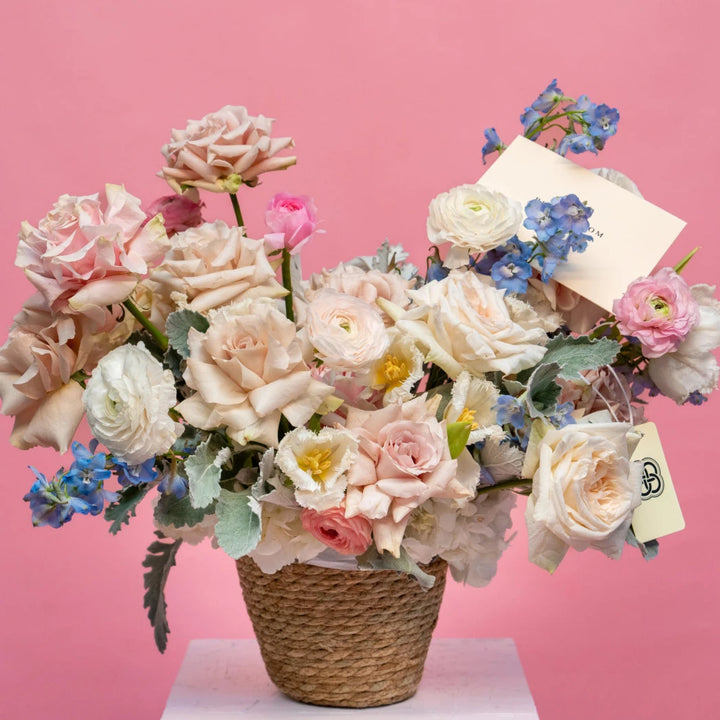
(550, 194, 593, 235)
(491, 255, 533, 294)
(548, 401, 576, 428)
(557, 133, 598, 156)
(566, 94, 595, 113)
(523, 199, 558, 241)
(481, 127, 505, 164)
(538, 254, 560, 283)
(63, 441, 114, 516)
(520, 107, 542, 140)
(23, 468, 75, 528)
(583, 104, 620, 141)
(568, 232, 592, 253)
(158, 472, 188, 499)
(531, 79, 564, 113)
(685, 391, 708, 406)
(113, 457, 158, 487)
(494, 395, 526, 431)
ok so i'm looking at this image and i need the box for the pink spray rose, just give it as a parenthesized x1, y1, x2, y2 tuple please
(264, 193, 319, 254)
(613, 267, 700, 358)
(16, 185, 170, 326)
(301, 506, 373, 556)
(145, 194, 204, 236)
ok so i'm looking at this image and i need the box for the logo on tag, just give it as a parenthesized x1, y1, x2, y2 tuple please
(640, 457, 664, 499)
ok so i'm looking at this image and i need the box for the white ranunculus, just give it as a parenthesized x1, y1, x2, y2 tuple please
(83, 343, 181, 465)
(305, 289, 389, 372)
(523, 421, 642, 573)
(427, 184, 522, 269)
(276, 427, 358, 511)
(648, 283, 720, 403)
(394, 270, 547, 378)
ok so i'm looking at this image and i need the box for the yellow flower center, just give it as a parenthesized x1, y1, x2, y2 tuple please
(297, 447, 334, 484)
(457, 407, 479, 431)
(380, 354, 409, 389)
(465, 199, 488, 213)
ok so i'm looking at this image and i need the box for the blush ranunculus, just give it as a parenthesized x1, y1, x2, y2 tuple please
(264, 193, 319, 254)
(301, 506, 373, 556)
(613, 267, 700, 358)
(16, 185, 169, 326)
(145, 193, 205, 236)
(160, 106, 296, 194)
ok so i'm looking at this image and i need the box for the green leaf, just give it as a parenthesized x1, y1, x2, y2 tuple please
(540, 335, 620, 380)
(356, 546, 436, 590)
(215, 489, 262, 560)
(674, 246, 699, 274)
(154, 489, 211, 529)
(446, 422, 471, 459)
(525, 362, 562, 419)
(165, 310, 209, 359)
(105, 483, 151, 535)
(142, 531, 182, 653)
(186, 438, 226, 509)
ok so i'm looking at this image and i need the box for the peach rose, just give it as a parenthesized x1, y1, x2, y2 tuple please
(177, 300, 334, 447)
(160, 106, 296, 193)
(16, 185, 169, 326)
(301, 506, 373, 556)
(148, 220, 286, 315)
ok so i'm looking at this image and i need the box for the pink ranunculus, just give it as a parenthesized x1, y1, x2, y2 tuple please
(16, 185, 170, 326)
(613, 267, 700, 358)
(264, 193, 319, 254)
(145, 193, 205, 236)
(301, 506, 373, 555)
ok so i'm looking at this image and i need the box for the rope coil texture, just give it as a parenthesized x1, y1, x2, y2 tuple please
(236, 555, 448, 708)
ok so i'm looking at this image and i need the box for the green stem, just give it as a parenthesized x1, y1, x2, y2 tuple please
(229, 193, 245, 228)
(281, 248, 294, 322)
(123, 298, 168, 352)
(475, 478, 533, 495)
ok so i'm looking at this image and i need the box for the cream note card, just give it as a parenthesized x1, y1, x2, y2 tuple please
(479, 136, 687, 312)
(630, 422, 685, 543)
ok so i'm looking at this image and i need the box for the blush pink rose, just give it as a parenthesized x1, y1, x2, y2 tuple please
(301, 506, 372, 555)
(613, 267, 700, 358)
(16, 184, 170, 326)
(145, 194, 205, 236)
(264, 193, 319, 254)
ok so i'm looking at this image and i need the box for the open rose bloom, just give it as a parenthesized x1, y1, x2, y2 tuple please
(4, 96, 719, 653)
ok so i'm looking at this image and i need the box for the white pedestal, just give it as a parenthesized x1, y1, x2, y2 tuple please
(161, 638, 540, 719)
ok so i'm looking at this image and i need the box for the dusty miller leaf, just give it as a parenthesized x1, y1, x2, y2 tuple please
(105, 483, 151, 535)
(186, 438, 227, 509)
(356, 546, 436, 590)
(142, 531, 182, 653)
(165, 310, 209, 358)
(154, 490, 211, 529)
(540, 336, 620, 380)
(215, 489, 262, 560)
(525, 362, 561, 419)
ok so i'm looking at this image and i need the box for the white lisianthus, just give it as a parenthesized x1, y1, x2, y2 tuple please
(523, 421, 642, 573)
(83, 343, 181, 465)
(394, 270, 547, 378)
(648, 284, 720, 403)
(444, 371, 503, 444)
(427, 184, 522, 269)
(369, 328, 424, 405)
(305, 289, 389, 371)
(276, 427, 358, 511)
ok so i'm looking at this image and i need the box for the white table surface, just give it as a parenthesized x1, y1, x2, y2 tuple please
(161, 638, 540, 719)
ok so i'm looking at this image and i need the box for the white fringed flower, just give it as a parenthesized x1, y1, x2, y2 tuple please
(444, 371, 503, 444)
(369, 329, 424, 405)
(83, 343, 181, 465)
(276, 427, 358, 511)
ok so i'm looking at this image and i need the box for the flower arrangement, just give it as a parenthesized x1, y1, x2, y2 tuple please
(5, 81, 718, 654)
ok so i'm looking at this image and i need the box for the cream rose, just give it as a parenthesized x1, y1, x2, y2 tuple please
(148, 220, 286, 315)
(523, 421, 642, 572)
(305, 289, 389, 372)
(83, 343, 182, 465)
(160, 106, 296, 193)
(393, 270, 547, 378)
(177, 300, 334, 447)
(427, 184, 522, 268)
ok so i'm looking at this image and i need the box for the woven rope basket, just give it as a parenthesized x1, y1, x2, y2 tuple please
(236, 555, 448, 708)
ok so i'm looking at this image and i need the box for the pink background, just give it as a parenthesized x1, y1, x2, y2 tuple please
(1, 2, 719, 718)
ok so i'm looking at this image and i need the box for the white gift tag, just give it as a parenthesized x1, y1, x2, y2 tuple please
(479, 136, 686, 312)
(630, 422, 685, 543)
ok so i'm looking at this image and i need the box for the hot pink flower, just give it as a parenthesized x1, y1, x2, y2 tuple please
(613, 267, 700, 358)
(145, 194, 204, 236)
(264, 193, 319, 254)
(301, 506, 372, 555)
(16, 185, 170, 326)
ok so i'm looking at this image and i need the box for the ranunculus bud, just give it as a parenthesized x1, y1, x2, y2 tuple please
(264, 193, 319, 254)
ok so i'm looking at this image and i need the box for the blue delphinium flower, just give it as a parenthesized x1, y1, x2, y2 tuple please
(113, 457, 158, 487)
(558, 133, 597, 157)
(491, 255, 533, 294)
(481, 127, 505, 164)
(63, 441, 116, 516)
(523, 199, 558, 241)
(23, 469, 75, 528)
(548, 401, 576, 429)
(158, 472, 189, 499)
(685, 391, 708, 406)
(520, 107, 542, 140)
(566, 94, 595, 113)
(583, 104, 620, 142)
(550, 194, 593, 235)
(494, 395, 526, 431)
(531, 79, 564, 113)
